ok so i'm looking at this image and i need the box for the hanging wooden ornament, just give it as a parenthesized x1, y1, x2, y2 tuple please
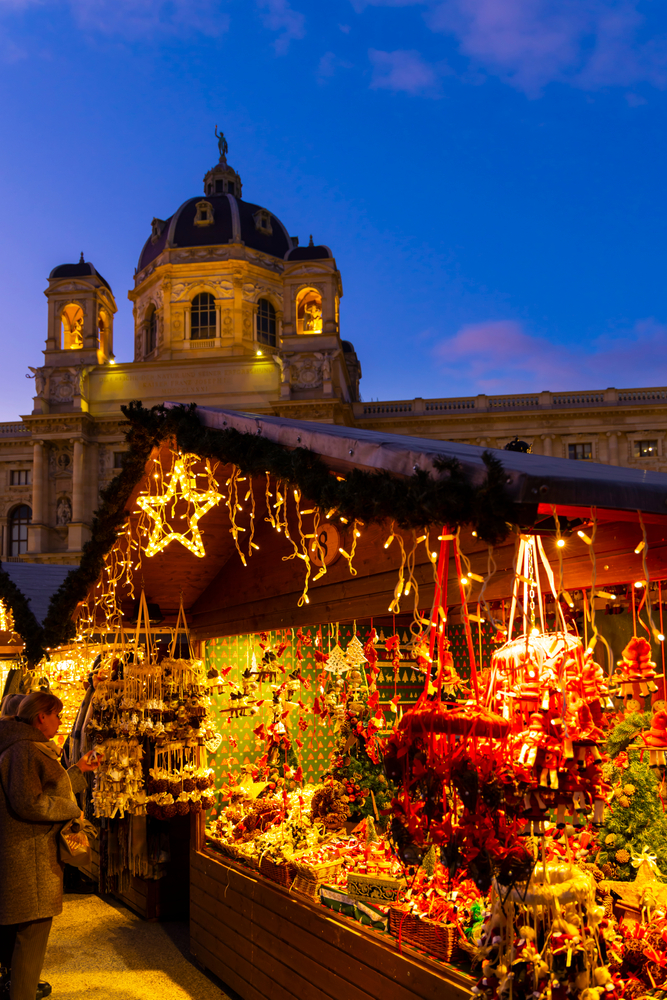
(325, 643, 348, 675)
(345, 633, 367, 669)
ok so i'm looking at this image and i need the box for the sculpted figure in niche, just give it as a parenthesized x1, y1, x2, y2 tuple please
(61, 303, 85, 350)
(315, 351, 337, 382)
(296, 289, 323, 335)
(27, 367, 47, 397)
(56, 497, 72, 525)
(272, 354, 293, 384)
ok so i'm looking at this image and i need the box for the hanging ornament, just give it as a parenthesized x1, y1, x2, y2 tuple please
(345, 633, 367, 669)
(137, 452, 222, 558)
(611, 635, 659, 700)
(325, 643, 348, 675)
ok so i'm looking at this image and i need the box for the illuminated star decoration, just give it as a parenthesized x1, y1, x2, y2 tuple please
(137, 453, 222, 558)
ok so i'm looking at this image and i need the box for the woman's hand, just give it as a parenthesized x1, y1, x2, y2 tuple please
(75, 750, 102, 773)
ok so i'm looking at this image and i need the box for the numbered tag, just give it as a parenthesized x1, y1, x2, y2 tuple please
(309, 523, 341, 567)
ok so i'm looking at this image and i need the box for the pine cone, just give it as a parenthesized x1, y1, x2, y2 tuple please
(618, 795, 631, 808)
(615, 849, 631, 864)
(623, 979, 645, 999)
(623, 784, 636, 796)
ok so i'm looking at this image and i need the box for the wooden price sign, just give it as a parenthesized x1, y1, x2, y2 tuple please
(309, 523, 341, 567)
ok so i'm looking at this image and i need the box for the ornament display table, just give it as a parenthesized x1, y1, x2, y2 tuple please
(190, 845, 474, 1000)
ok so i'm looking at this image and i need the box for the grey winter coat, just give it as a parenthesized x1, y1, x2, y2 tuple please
(0, 719, 86, 924)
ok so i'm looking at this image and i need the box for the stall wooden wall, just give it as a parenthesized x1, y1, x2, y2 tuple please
(187, 519, 667, 640)
(190, 848, 473, 1000)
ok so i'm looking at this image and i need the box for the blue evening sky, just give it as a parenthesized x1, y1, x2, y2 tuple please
(0, 0, 666, 419)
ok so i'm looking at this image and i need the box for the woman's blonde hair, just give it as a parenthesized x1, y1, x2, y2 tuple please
(16, 691, 63, 725)
(1, 694, 25, 717)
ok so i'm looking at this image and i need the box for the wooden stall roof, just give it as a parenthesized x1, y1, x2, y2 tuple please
(91, 407, 667, 637)
(173, 405, 667, 518)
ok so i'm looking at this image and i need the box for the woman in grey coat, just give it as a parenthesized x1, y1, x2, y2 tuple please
(0, 691, 99, 1000)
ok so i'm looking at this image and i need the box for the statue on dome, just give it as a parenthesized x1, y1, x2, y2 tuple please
(215, 125, 228, 161)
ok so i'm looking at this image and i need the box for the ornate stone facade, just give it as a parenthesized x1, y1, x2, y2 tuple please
(0, 144, 665, 563)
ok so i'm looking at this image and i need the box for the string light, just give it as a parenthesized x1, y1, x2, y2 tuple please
(137, 452, 222, 559)
(0, 599, 15, 632)
(556, 538, 565, 548)
(577, 530, 593, 545)
(635, 540, 645, 554)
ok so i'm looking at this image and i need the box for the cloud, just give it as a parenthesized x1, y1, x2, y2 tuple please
(317, 51, 353, 82)
(369, 48, 444, 95)
(432, 318, 667, 394)
(256, 0, 305, 54)
(356, 0, 667, 96)
(73, 0, 230, 38)
(0, 0, 231, 39)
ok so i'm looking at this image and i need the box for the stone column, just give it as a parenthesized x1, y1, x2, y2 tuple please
(27, 440, 49, 554)
(608, 432, 619, 466)
(32, 440, 45, 523)
(599, 434, 610, 464)
(88, 443, 99, 523)
(542, 435, 552, 457)
(68, 439, 90, 551)
(72, 439, 85, 523)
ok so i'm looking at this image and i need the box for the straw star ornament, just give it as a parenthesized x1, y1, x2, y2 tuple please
(137, 454, 222, 558)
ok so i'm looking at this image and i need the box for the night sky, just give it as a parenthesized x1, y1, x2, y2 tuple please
(0, 0, 665, 420)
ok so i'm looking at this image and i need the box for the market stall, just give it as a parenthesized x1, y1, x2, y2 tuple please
(34, 401, 667, 1000)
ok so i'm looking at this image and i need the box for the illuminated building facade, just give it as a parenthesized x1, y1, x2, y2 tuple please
(0, 142, 665, 562)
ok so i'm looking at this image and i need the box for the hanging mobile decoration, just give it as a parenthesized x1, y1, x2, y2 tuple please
(611, 635, 659, 700)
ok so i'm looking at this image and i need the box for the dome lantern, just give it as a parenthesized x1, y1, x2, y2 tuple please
(203, 128, 242, 198)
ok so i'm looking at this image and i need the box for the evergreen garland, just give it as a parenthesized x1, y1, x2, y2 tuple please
(37, 400, 514, 653)
(0, 563, 44, 664)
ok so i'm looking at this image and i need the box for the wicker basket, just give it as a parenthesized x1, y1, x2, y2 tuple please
(260, 856, 294, 887)
(389, 904, 461, 963)
(291, 856, 342, 882)
(291, 873, 321, 900)
(215, 841, 242, 861)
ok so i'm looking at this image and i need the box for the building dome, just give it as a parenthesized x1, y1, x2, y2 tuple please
(49, 258, 111, 291)
(137, 193, 294, 273)
(285, 243, 332, 261)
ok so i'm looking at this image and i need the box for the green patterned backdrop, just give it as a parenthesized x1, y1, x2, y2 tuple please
(203, 617, 499, 792)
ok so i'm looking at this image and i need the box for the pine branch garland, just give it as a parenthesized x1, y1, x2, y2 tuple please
(37, 401, 514, 652)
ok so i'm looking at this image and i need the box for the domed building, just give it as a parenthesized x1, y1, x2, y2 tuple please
(1, 138, 362, 562)
(128, 148, 360, 408)
(0, 134, 665, 566)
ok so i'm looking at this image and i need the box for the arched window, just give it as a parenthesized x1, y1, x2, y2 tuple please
(97, 310, 106, 350)
(9, 505, 31, 556)
(190, 293, 216, 340)
(296, 288, 323, 335)
(61, 303, 84, 350)
(147, 308, 157, 354)
(257, 298, 276, 347)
